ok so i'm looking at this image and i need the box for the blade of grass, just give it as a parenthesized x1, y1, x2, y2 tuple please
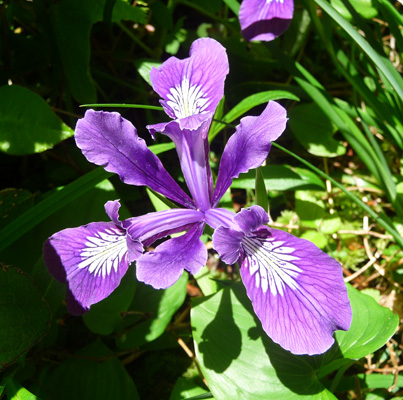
(314, 0, 403, 105)
(0, 142, 175, 251)
(272, 142, 403, 249)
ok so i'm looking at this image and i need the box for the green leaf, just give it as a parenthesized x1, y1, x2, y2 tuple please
(0, 266, 51, 368)
(300, 230, 328, 249)
(330, 0, 378, 19)
(255, 167, 268, 211)
(5, 378, 40, 400)
(232, 164, 325, 191)
(334, 285, 398, 359)
(0, 85, 74, 155)
(191, 283, 336, 400)
(83, 269, 137, 335)
(39, 340, 139, 400)
(116, 272, 188, 349)
(209, 90, 299, 142)
(288, 103, 346, 157)
(295, 190, 325, 227)
(135, 59, 162, 86)
(169, 377, 209, 400)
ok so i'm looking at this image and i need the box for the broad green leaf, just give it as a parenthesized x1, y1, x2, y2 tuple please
(116, 272, 188, 349)
(83, 269, 137, 335)
(334, 285, 398, 359)
(39, 340, 139, 400)
(192, 283, 336, 400)
(222, 0, 240, 15)
(209, 90, 299, 142)
(0, 266, 51, 367)
(135, 59, 162, 86)
(330, 0, 378, 20)
(288, 103, 346, 158)
(295, 190, 325, 227)
(50, 0, 146, 104)
(300, 230, 328, 249)
(0, 85, 74, 155)
(5, 378, 40, 400)
(169, 377, 209, 400)
(194, 266, 219, 297)
(0, 189, 35, 230)
(232, 164, 325, 191)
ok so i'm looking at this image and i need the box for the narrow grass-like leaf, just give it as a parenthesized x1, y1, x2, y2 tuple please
(0, 143, 175, 251)
(222, 0, 240, 15)
(209, 90, 299, 142)
(81, 103, 164, 110)
(315, 0, 403, 104)
(271, 142, 403, 249)
(255, 167, 269, 211)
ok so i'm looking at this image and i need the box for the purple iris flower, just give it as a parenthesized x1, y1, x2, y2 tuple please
(43, 37, 351, 355)
(239, 0, 294, 42)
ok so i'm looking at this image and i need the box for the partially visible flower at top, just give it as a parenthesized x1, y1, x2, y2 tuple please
(43, 37, 352, 356)
(239, 0, 294, 42)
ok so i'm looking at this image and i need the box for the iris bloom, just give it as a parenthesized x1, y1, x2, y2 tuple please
(239, 0, 294, 42)
(43, 38, 351, 355)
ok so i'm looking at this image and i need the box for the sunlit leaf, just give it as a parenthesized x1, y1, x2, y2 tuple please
(0, 85, 74, 155)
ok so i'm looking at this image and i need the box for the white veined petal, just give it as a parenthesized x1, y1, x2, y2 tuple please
(166, 77, 209, 119)
(79, 229, 127, 278)
(242, 236, 301, 296)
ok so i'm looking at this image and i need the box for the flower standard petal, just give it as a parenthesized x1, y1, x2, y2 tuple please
(43, 221, 141, 314)
(212, 101, 288, 207)
(149, 37, 229, 126)
(240, 0, 294, 42)
(149, 119, 213, 211)
(213, 206, 352, 355)
(75, 110, 195, 209)
(136, 223, 207, 289)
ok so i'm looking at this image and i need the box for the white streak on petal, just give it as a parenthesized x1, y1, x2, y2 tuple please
(242, 236, 301, 296)
(79, 229, 127, 278)
(166, 77, 209, 119)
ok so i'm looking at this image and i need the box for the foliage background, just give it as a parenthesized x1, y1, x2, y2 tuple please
(1, 0, 403, 399)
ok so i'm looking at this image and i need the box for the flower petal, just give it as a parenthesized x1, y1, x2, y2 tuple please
(240, 0, 294, 42)
(213, 226, 245, 265)
(205, 208, 237, 230)
(75, 110, 195, 209)
(124, 208, 205, 246)
(212, 101, 287, 207)
(149, 119, 213, 211)
(136, 223, 207, 289)
(149, 38, 228, 124)
(233, 205, 269, 234)
(43, 222, 140, 314)
(239, 227, 352, 355)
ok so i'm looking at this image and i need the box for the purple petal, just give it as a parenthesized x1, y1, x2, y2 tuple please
(213, 226, 245, 265)
(124, 208, 205, 246)
(105, 200, 123, 227)
(212, 101, 287, 207)
(75, 110, 195, 209)
(148, 119, 213, 211)
(239, 227, 352, 355)
(149, 38, 228, 124)
(205, 208, 238, 230)
(43, 222, 141, 314)
(233, 205, 269, 234)
(136, 223, 207, 289)
(240, 0, 294, 42)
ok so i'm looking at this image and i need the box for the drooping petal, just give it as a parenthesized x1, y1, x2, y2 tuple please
(205, 208, 238, 230)
(136, 223, 207, 289)
(43, 222, 141, 314)
(213, 226, 245, 265)
(233, 205, 269, 234)
(105, 199, 123, 227)
(75, 110, 195, 209)
(149, 37, 229, 127)
(124, 208, 205, 246)
(240, 0, 294, 42)
(149, 119, 213, 211)
(239, 226, 352, 355)
(212, 101, 287, 206)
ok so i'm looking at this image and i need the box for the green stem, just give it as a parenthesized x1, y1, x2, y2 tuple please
(272, 142, 403, 249)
